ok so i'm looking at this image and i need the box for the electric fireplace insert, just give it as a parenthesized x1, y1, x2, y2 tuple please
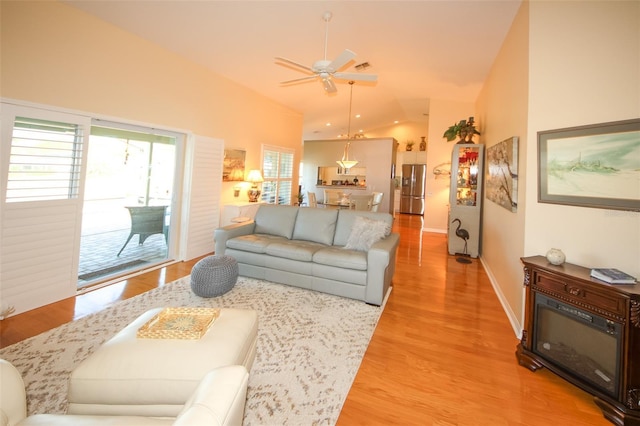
(534, 293, 621, 398)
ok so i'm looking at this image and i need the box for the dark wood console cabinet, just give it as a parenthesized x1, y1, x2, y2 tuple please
(517, 256, 640, 426)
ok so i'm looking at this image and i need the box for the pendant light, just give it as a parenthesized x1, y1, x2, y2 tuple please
(336, 81, 358, 169)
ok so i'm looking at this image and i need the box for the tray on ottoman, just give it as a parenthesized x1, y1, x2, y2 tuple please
(137, 307, 220, 340)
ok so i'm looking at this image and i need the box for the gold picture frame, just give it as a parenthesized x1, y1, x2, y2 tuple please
(223, 149, 246, 181)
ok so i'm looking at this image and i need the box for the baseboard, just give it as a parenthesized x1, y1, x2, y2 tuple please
(422, 227, 446, 233)
(479, 256, 523, 339)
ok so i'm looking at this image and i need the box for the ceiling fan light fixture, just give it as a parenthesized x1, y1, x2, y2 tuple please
(322, 77, 337, 93)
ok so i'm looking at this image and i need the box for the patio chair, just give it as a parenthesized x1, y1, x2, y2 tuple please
(117, 206, 168, 256)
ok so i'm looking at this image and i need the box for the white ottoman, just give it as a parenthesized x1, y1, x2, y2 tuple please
(67, 307, 258, 417)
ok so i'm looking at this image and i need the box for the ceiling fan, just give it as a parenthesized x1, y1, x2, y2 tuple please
(275, 11, 378, 94)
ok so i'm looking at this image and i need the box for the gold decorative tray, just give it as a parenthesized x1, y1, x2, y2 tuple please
(137, 307, 220, 340)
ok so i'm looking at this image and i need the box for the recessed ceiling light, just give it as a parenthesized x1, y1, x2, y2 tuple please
(326, 122, 331, 126)
(394, 120, 399, 124)
(355, 114, 361, 118)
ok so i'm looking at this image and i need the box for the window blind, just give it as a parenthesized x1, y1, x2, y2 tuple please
(6, 116, 83, 202)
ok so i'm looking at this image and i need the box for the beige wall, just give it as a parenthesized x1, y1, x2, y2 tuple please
(367, 121, 428, 152)
(525, 1, 639, 271)
(477, 0, 640, 335)
(476, 1, 530, 330)
(0, 1, 303, 207)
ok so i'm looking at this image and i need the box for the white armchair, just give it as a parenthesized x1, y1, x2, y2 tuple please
(0, 359, 249, 426)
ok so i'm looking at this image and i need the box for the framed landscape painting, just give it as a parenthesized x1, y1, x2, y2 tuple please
(223, 149, 246, 182)
(486, 136, 518, 212)
(538, 119, 640, 211)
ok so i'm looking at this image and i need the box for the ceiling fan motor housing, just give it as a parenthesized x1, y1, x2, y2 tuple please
(313, 60, 334, 73)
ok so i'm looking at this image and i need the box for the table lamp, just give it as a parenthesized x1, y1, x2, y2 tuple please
(246, 169, 264, 202)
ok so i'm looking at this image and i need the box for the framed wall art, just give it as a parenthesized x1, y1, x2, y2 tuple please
(538, 119, 640, 211)
(486, 136, 519, 212)
(223, 149, 246, 182)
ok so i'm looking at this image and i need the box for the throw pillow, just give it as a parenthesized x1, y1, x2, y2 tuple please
(344, 216, 391, 252)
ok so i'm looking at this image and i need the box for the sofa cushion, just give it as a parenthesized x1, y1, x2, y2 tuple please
(292, 208, 338, 245)
(333, 210, 393, 247)
(313, 246, 368, 270)
(344, 215, 391, 252)
(266, 240, 326, 262)
(254, 205, 299, 239)
(226, 234, 287, 253)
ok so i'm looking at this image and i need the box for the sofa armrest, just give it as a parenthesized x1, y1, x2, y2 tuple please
(174, 365, 249, 426)
(365, 232, 400, 305)
(0, 359, 27, 426)
(214, 222, 256, 255)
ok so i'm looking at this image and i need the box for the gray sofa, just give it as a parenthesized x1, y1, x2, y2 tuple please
(214, 205, 399, 306)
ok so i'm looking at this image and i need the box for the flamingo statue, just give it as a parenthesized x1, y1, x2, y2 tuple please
(451, 218, 469, 255)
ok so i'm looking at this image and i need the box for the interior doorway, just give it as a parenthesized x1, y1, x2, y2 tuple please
(78, 123, 180, 288)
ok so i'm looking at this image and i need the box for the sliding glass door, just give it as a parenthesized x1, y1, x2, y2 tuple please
(78, 123, 182, 288)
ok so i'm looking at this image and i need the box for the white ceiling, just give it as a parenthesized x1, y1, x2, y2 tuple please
(63, 0, 522, 140)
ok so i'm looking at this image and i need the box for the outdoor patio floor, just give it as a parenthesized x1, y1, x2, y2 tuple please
(78, 225, 168, 288)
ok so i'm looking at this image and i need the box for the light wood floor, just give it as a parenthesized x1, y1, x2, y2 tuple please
(0, 214, 608, 425)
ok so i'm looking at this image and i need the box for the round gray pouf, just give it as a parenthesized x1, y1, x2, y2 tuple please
(190, 255, 239, 297)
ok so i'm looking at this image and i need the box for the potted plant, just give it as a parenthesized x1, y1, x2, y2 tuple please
(405, 140, 415, 151)
(443, 117, 480, 144)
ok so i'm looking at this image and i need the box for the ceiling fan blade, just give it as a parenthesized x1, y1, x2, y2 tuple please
(280, 76, 317, 85)
(275, 57, 313, 73)
(328, 49, 356, 72)
(322, 78, 337, 93)
(333, 72, 378, 82)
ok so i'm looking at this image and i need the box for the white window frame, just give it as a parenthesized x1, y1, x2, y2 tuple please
(261, 145, 294, 205)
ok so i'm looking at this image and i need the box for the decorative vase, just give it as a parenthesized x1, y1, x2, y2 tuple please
(546, 248, 566, 265)
(419, 136, 426, 151)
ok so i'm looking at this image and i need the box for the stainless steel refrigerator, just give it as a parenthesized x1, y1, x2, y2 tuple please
(400, 164, 426, 215)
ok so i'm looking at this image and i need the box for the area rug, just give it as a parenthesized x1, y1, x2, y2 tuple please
(0, 276, 386, 425)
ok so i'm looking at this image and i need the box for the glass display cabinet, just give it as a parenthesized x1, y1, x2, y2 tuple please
(447, 144, 484, 258)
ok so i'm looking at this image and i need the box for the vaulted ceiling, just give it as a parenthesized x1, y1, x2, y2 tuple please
(64, 1, 522, 140)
